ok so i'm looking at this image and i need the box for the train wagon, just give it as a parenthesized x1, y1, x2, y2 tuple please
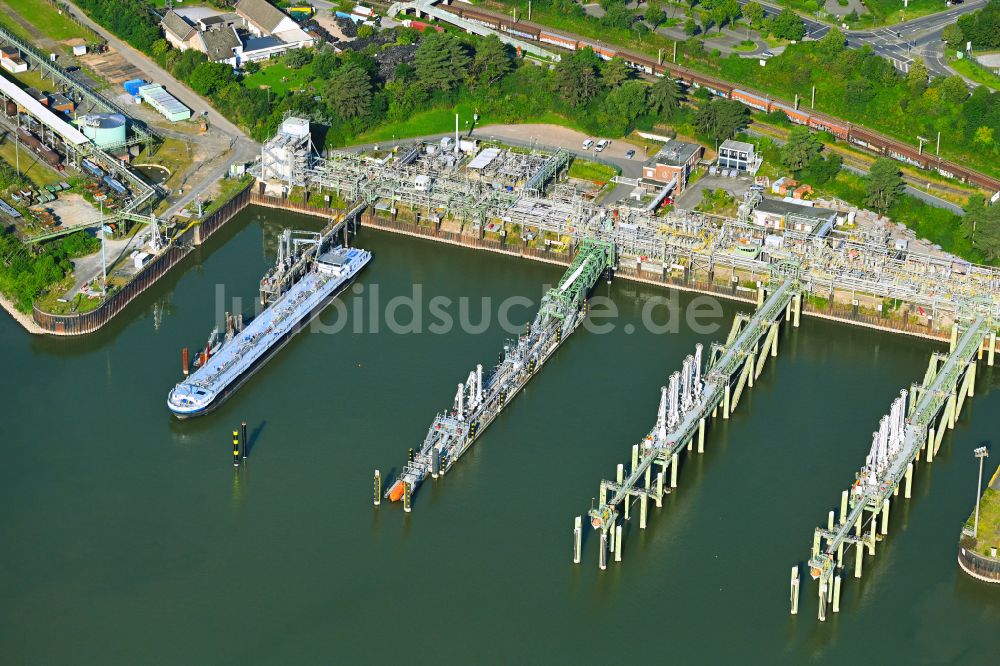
(539, 30, 578, 50)
(808, 115, 850, 140)
(732, 89, 769, 112)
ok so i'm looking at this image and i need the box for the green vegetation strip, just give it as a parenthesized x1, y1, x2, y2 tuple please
(567, 158, 618, 183)
(3, 0, 92, 41)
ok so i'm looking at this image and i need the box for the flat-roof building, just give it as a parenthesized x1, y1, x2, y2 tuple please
(717, 139, 755, 172)
(641, 139, 702, 194)
(751, 198, 836, 236)
(137, 84, 191, 122)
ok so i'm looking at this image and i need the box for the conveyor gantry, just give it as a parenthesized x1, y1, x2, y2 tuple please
(378, 240, 614, 511)
(577, 276, 801, 568)
(797, 314, 995, 620)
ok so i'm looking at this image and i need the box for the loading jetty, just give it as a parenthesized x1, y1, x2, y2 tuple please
(379, 240, 614, 510)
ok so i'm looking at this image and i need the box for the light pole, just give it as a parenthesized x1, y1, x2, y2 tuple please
(973, 445, 989, 539)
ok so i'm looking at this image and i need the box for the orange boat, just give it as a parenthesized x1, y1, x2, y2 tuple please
(388, 480, 405, 502)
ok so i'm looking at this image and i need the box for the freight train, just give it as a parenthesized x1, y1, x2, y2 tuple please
(437, 4, 1000, 193)
(16, 127, 63, 170)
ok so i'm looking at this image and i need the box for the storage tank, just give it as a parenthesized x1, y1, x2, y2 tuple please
(79, 113, 127, 149)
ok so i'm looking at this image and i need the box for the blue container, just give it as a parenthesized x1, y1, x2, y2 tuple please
(103, 176, 129, 197)
(123, 79, 147, 97)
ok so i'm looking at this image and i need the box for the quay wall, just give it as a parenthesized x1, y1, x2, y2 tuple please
(31, 182, 254, 336)
(26, 191, 953, 342)
(958, 545, 1000, 584)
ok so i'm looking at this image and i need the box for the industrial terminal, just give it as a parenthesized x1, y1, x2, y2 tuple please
(3, 0, 1000, 662)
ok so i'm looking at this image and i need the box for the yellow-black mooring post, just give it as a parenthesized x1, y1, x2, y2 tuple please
(403, 481, 412, 513)
(232, 430, 239, 468)
(241, 421, 248, 460)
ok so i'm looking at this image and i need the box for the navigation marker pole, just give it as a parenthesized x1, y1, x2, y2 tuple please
(241, 421, 248, 460)
(573, 516, 582, 564)
(373, 469, 381, 507)
(232, 430, 239, 468)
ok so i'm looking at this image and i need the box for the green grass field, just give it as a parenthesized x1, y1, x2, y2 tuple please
(948, 56, 1000, 91)
(2, 0, 91, 41)
(0, 133, 61, 186)
(242, 61, 317, 96)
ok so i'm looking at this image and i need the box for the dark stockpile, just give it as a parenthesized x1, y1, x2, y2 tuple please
(373, 44, 418, 80)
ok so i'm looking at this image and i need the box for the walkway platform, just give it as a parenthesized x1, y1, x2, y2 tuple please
(378, 240, 614, 510)
(578, 274, 801, 568)
(798, 315, 995, 619)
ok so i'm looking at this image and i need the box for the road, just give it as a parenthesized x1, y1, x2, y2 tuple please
(740, 0, 987, 77)
(60, 0, 261, 216)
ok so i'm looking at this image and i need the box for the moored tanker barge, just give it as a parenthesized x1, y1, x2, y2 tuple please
(168, 246, 371, 418)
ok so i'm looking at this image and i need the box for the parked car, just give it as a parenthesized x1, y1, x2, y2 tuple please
(595, 139, 610, 152)
(582, 139, 594, 150)
(625, 149, 636, 159)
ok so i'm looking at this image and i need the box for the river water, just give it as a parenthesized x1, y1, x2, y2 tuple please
(2, 207, 998, 664)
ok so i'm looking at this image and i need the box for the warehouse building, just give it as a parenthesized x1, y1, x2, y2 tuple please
(137, 84, 191, 122)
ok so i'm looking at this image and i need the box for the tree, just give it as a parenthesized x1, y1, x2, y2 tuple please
(151, 39, 169, 61)
(941, 23, 964, 49)
(325, 64, 373, 119)
(601, 4, 634, 29)
(962, 195, 1000, 260)
(285, 48, 313, 69)
(648, 76, 682, 118)
(940, 75, 969, 105)
(684, 18, 700, 35)
(695, 98, 750, 142)
(742, 1, 764, 27)
(906, 58, 929, 96)
(312, 49, 339, 80)
(647, 7, 667, 27)
(554, 48, 601, 107)
(816, 28, 845, 57)
(781, 126, 823, 172)
(769, 9, 805, 41)
(601, 57, 632, 88)
(415, 32, 469, 93)
(805, 152, 843, 185)
(605, 80, 647, 122)
(172, 49, 206, 81)
(973, 126, 995, 149)
(189, 62, 233, 96)
(471, 35, 513, 86)
(865, 158, 904, 214)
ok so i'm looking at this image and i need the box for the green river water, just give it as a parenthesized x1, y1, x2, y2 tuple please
(2, 207, 999, 664)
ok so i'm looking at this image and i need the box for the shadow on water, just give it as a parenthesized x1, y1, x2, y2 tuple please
(248, 420, 266, 456)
